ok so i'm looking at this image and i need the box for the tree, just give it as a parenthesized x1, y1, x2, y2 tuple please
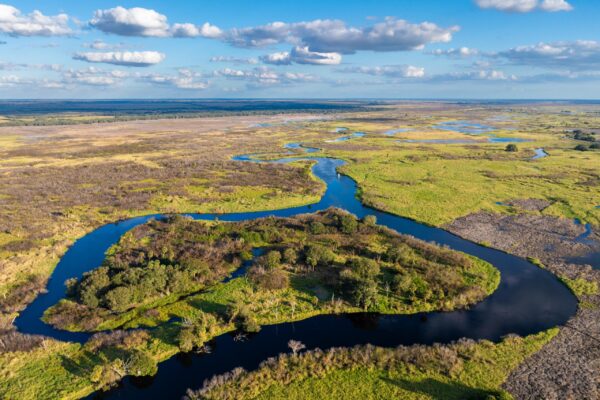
(342, 258, 381, 310)
(177, 313, 217, 352)
(574, 144, 589, 151)
(305, 244, 335, 269)
(309, 221, 326, 234)
(590, 142, 600, 149)
(362, 215, 377, 226)
(338, 214, 358, 234)
(505, 144, 518, 152)
(283, 247, 298, 264)
(105, 286, 136, 312)
(288, 339, 306, 356)
(262, 250, 282, 270)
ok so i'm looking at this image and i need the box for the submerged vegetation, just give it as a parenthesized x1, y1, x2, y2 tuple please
(45, 209, 498, 332)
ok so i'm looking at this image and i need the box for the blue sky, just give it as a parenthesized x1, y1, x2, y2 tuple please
(1, 0, 599, 98)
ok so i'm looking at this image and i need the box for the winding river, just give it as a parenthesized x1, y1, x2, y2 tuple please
(14, 144, 577, 399)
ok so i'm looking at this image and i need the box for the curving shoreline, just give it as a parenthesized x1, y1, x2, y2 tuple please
(14, 144, 577, 399)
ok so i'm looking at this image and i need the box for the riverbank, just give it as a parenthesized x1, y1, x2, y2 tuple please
(445, 212, 599, 399)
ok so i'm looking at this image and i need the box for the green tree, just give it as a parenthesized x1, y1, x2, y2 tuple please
(283, 247, 298, 264)
(338, 214, 358, 234)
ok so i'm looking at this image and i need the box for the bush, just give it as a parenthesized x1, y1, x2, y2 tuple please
(590, 142, 600, 149)
(304, 244, 335, 269)
(309, 221, 326, 234)
(261, 250, 282, 270)
(362, 215, 377, 226)
(283, 247, 298, 264)
(505, 144, 518, 152)
(249, 267, 289, 290)
(574, 144, 589, 151)
(338, 214, 358, 234)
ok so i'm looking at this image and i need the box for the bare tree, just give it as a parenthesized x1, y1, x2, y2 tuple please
(288, 339, 306, 356)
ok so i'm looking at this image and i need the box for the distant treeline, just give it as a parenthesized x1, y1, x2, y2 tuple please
(0, 100, 382, 127)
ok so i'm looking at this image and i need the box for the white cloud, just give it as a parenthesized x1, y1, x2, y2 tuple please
(259, 47, 348, 66)
(0, 4, 72, 36)
(62, 67, 129, 86)
(260, 51, 291, 65)
(474, 0, 572, 12)
(83, 40, 125, 50)
(497, 40, 600, 70)
(289, 46, 342, 65)
(215, 66, 317, 87)
(210, 55, 258, 64)
(338, 65, 425, 78)
(0, 74, 24, 86)
(171, 22, 222, 38)
(226, 18, 458, 53)
(73, 51, 166, 67)
(432, 69, 517, 81)
(141, 70, 208, 89)
(539, 0, 573, 11)
(430, 47, 479, 57)
(89, 6, 222, 38)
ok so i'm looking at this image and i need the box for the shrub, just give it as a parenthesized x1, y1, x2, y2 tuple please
(282, 247, 298, 264)
(574, 144, 589, 151)
(304, 244, 335, 269)
(362, 215, 377, 226)
(505, 144, 518, 152)
(309, 221, 326, 234)
(338, 214, 358, 234)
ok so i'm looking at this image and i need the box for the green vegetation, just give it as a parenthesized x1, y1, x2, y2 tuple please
(186, 329, 558, 400)
(334, 144, 600, 226)
(44, 209, 499, 332)
(505, 144, 518, 152)
(559, 276, 599, 297)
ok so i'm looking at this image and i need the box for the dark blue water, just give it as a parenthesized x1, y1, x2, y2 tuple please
(14, 143, 577, 400)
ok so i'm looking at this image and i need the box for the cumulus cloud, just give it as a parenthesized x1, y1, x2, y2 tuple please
(226, 18, 458, 54)
(338, 65, 425, 78)
(260, 51, 291, 65)
(171, 22, 222, 38)
(496, 40, 600, 70)
(0, 3, 72, 36)
(83, 40, 125, 50)
(290, 46, 342, 65)
(89, 6, 222, 38)
(141, 69, 208, 89)
(429, 47, 479, 57)
(62, 67, 129, 86)
(260, 46, 342, 66)
(0, 74, 24, 86)
(539, 0, 573, 11)
(73, 51, 166, 67)
(215, 66, 317, 87)
(474, 0, 572, 12)
(210, 55, 258, 64)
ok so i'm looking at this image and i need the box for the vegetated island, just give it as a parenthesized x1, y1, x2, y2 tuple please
(45, 208, 499, 336)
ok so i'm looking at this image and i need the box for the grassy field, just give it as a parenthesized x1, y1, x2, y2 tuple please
(330, 139, 600, 227)
(187, 329, 558, 400)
